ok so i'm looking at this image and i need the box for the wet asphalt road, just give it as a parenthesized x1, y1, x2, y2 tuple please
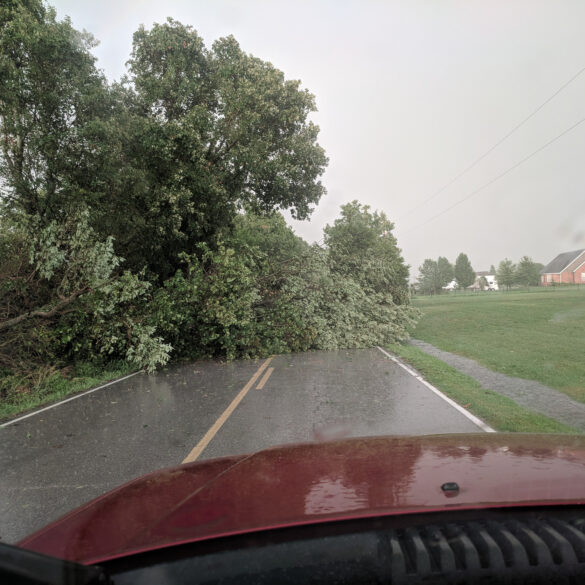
(0, 348, 483, 543)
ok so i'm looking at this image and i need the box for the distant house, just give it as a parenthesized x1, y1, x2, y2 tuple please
(442, 279, 458, 291)
(540, 249, 585, 286)
(468, 271, 498, 291)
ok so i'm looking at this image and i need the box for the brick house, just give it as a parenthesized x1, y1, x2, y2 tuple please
(540, 249, 585, 286)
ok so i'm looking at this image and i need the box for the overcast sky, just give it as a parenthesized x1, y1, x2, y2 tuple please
(50, 0, 585, 278)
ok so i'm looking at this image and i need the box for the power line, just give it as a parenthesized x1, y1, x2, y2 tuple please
(400, 64, 585, 221)
(402, 113, 585, 234)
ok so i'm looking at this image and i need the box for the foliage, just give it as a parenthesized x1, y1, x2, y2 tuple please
(117, 19, 328, 277)
(454, 253, 475, 289)
(230, 212, 309, 261)
(1, 3, 328, 281)
(0, 0, 116, 223)
(417, 259, 442, 295)
(416, 256, 455, 295)
(0, 3, 418, 411)
(437, 256, 454, 287)
(151, 210, 417, 360)
(0, 211, 172, 384)
(291, 246, 416, 350)
(515, 256, 543, 287)
(324, 201, 409, 305)
(496, 258, 516, 290)
(151, 243, 261, 360)
(28, 210, 119, 291)
(57, 269, 172, 373)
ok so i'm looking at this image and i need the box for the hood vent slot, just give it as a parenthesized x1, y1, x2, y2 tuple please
(389, 517, 585, 582)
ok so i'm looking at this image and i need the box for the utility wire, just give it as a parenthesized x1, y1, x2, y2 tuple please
(400, 64, 585, 221)
(402, 113, 585, 234)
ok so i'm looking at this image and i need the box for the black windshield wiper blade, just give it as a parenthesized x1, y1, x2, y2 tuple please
(0, 542, 109, 585)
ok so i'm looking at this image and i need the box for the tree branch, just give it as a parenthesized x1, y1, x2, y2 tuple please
(0, 287, 89, 332)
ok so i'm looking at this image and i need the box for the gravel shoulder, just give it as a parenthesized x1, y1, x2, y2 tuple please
(410, 339, 585, 432)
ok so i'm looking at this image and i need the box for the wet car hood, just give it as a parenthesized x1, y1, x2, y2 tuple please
(18, 433, 585, 564)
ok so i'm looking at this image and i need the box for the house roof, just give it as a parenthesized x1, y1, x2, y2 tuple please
(540, 249, 585, 274)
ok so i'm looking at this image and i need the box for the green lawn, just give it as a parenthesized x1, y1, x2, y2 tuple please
(411, 287, 585, 403)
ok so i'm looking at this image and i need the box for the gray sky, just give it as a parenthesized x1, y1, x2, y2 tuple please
(51, 0, 585, 278)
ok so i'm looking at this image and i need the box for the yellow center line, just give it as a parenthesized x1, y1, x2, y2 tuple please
(256, 367, 274, 390)
(182, 356, 274, 464)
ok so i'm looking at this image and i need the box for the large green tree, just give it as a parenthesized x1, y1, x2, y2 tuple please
(116, 19, 328, 277)
(1, 6, 329, 280)
(437, 256, 454, 287)
(454, 253, 475, 289)
(515, 256, 543, 287)
(496, 258, 516, 290)
(417, 259, 442, 295)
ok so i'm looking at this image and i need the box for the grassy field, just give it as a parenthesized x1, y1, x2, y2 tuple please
(386, 342, 577, 434)
(411, 287, 585, 403)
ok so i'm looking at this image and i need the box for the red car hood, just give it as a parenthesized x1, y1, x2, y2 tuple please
(19, 433, 585, 564)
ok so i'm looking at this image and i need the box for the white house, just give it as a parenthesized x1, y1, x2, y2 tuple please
(442, 279, 459, 291)
(468, 271, 499, 291)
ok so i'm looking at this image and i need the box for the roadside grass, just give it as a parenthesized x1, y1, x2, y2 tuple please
(0, 361, 137, 423)
(411, 286, 585, 403)
(386, 342, 578, 434)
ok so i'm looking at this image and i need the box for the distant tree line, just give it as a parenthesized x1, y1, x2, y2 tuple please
(0, 1, 417, 404)
(416, 253, 474, 295)
(495, 256, 543, 289)
(416, 253, 544, 295)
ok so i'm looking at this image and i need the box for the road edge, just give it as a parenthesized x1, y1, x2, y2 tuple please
(376, 346, 496, 433)
(0, 371, 142, 428)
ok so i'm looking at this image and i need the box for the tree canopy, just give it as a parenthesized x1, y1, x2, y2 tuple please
(0, 0, 113, 221)
(417, 259, 442, 295)
(324, 201, 409, 304)
(437, 256, 454, 287)
(454, 253, 475, 289)
(1, 6, 328, 279)
(496, 259, 516, 290)
(123, 20, 327, 276)
(515, 256, 543, 287)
